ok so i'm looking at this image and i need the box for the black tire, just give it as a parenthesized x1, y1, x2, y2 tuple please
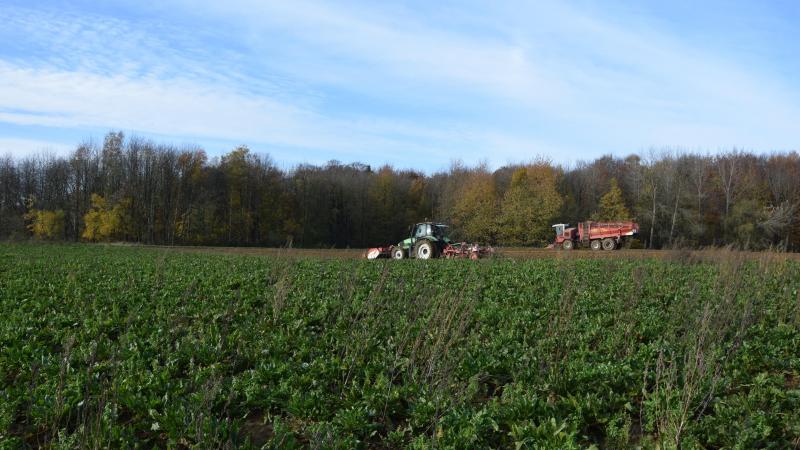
(391, 247, 405, 260)
(590, 240, 602, 251)
(562, 240, 574, 250)
(602, 238, 616, 250)
(414, 240, 436, 259)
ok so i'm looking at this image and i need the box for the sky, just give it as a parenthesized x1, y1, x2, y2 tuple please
(0, 0, 798, 170)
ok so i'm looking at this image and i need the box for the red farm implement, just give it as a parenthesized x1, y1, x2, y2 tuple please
(552, 221, 639, 250)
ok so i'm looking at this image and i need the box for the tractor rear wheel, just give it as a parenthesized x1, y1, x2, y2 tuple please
(391, 247, 405, 260)
(590, 240, 602, 251)
(562, 240, 574, 250)
(415, 240, 436, 259)
(602, 238, 617, 250)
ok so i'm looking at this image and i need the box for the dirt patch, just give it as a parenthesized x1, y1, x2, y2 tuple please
(138, 244, 800, 262)
(240, 412, 274, 448)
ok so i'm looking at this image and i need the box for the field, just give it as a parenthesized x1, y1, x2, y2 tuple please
(150, 244, 800, 262)
(1, 244, 799, 449)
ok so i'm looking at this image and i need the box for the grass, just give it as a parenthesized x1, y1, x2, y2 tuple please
(1, 243, 799, 448)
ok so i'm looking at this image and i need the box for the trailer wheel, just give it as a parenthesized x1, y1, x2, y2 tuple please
(562, 240, 574, 250)
(415, 240, 436, 259)
(602, 238, 616, 250)
(590, 240, 602, 251)
(391, 247, 405, 260)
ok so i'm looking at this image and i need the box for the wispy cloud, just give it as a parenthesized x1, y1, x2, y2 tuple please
(0, 61, 517, 168)
(0, 137, 72, 158)
(0, 0, 798, 166)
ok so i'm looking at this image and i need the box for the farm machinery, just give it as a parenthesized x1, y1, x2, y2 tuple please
(552, 221, 639, 250)
(366, 222, 493, 260)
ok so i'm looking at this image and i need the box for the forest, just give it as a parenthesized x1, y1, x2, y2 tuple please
(1, 131, 798, 250)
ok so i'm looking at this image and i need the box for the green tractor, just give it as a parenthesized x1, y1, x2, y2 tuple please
(366, 222, 451, 260)
(391, 222, 450, 259)
(365, 222, 493, 260)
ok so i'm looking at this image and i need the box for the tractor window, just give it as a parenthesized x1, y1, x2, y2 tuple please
(415, 224, 426, 237)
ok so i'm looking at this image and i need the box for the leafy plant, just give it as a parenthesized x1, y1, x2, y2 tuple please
(0, 244, 798, 448)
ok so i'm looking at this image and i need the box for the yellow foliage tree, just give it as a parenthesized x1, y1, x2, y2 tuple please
(82, 194, 131, 241)
(498, 164, 563, 245)
(24, 199, 65, 240)
(221, 146, 255, 243)
(449, 168, 498, 243)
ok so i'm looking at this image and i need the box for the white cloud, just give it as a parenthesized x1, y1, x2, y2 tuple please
(0, 0, 798, 167)
(0, 138, 73, 158)
(172, 0, 571, 105)
(163, 0, 800, 151)
(0, 61, 544, 166)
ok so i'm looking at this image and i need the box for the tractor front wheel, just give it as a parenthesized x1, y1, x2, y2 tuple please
(590, 240, 602, 251)
(562, 240, 574, 250)
(602, 238, 617, 250)
(415, 241, 436, 259)
(391, 247, 405, 260)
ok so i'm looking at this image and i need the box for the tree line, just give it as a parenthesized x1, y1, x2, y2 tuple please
(1, 131, 798, 250)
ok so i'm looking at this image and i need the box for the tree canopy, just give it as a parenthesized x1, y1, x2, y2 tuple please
(2, 132, 799, 250)
(498, 164, 562, 245)
(594, 178, 630, 222)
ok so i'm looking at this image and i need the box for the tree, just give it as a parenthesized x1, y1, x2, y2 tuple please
(498, 164, 562, 245)
(759, 201, 797, 250)
(714, 152, 766, 245)
(593, 178, 630, 221)
(763, 153, 800, 249)
(0, 156, 24, 238)
(368, 166, 403, 243)
(407, 176, 433, 224)
(4, 138, 800, 251)
(684, 155, 712, 245)
(174, 150, 209, 244)
(221, 146, 255, 244)
(82, 194, 130, 241)
(24, 197, 65, 240)
(449, 166, 498, 243)
(101, 131, 125, 197)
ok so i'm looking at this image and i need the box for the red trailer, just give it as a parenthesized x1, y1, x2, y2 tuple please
(552, 221, 639, 250)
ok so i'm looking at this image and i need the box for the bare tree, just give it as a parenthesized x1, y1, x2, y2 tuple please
(715, 151, 740, 238)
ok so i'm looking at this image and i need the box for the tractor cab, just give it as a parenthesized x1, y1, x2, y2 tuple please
(552, 223, 568, 237)
(412, 223, 430, 239)
(411, 222, 448, 241)
(552, 223, 577, 249)
(408, 222, 449, 245)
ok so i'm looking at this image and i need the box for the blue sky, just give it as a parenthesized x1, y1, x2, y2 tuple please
(0, 0, 798, 170)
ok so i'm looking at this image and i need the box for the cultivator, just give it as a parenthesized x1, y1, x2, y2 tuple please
(441, 242, 493, 259)
(366, 242, 493, 260)
(365, 221, 493, 260)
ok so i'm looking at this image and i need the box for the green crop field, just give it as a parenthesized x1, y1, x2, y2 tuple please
(1, 244, 799, 449)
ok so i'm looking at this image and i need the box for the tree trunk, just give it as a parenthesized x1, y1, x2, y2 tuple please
(649, 186, 657, 249)
(669, 188, 680, 247)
